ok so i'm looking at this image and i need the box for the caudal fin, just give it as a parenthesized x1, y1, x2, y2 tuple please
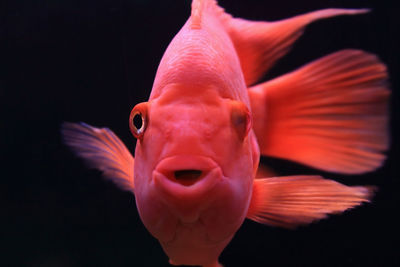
(247, 176, 375, 229)
(61, 122, 135, 193)
(249, 50, 389, 174)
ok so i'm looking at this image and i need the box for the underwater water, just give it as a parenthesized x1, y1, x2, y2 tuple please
(2, 0, 399, 266)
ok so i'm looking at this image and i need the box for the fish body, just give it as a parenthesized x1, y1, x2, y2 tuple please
(134, 4, 257, 264)
(62, 1, 389, 266)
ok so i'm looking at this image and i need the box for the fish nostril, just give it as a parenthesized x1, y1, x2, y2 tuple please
(173, 170, 203, 186)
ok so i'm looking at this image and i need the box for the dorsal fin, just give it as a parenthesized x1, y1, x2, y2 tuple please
(190, 0, 221, 29)
(190, 2, 369, 85)
(190, 0, 204, 29)
(226, 8, 370, 86)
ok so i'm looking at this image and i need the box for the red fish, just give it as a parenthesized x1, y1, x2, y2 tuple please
(62, 1, 389, 266)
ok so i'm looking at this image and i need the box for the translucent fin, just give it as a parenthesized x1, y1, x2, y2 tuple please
(227, 8, 369, 86)
(61, 122, 135, 193)
(247, 176, 375, 229)
(249, 49, 389, 174)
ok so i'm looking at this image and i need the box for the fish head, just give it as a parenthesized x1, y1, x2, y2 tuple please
(129, 83, 259, 250)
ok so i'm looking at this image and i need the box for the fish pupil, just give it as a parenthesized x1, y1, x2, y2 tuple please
(133, 113, 143, 130)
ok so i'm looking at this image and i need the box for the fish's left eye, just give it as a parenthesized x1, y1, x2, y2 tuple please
(230, 100, 252, 141)
(129, 102, 149, 139)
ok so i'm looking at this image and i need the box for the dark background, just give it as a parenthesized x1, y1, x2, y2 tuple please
(2, 0, 399, 266)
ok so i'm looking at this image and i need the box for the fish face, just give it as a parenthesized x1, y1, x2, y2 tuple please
(130, 83, 258, 256)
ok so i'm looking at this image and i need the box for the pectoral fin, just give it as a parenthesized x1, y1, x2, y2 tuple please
(61, 122, 135, 193)
(249, 49, 389, 174)
(247, 176, 375, 229)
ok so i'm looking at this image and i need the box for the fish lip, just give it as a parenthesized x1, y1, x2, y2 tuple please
(155, 155, 219, 174)
(152, 155, 223, 200)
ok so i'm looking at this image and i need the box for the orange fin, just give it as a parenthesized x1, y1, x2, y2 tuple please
(226, 8, 369, 86)
(249, 49, 389, 174)
(190, 0, 227, 29)
(190, 0, 205, 29)
(247, 176, 375, 229)
(61, 122, 135, 193)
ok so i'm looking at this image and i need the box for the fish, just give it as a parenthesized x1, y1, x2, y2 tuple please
(61, 0, 389, 266)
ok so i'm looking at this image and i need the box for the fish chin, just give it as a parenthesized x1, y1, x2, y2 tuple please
(159, 221, 234, 266)
(135, 154, 252, 264)
(152, 155, 249, 255)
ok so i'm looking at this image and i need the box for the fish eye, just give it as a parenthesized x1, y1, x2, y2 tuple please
(230, 101, 252, 141)
(129, 102, 149, 139)
(131, 111, 145, 136)
(133, 113, 143, 130)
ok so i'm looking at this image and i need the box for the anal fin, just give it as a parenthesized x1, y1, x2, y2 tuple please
(247, 176, 375, 229)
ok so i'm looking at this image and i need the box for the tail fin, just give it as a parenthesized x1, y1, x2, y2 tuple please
(249, 50, 389, 174)
(61, 122, 135, 193)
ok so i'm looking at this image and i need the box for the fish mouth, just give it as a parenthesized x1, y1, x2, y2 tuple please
(153, 155, 223, 200)
(173, 169, 204, 186)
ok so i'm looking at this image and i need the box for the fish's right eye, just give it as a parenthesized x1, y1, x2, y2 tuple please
(129, 102, 149, 140)
(133, 113, 143, 131)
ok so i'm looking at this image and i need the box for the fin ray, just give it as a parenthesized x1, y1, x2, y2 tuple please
(247, 176, 375, 229)
(249, 49, 389, 174)
(61, 122, 135, 193)
(226, 8, 369, 85)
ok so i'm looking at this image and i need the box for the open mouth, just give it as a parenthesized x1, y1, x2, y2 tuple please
(173, 169, 203, 186)
(153, 155, 223, 197)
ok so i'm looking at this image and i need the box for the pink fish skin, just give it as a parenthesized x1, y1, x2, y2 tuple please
(62, 0, 389, 266)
